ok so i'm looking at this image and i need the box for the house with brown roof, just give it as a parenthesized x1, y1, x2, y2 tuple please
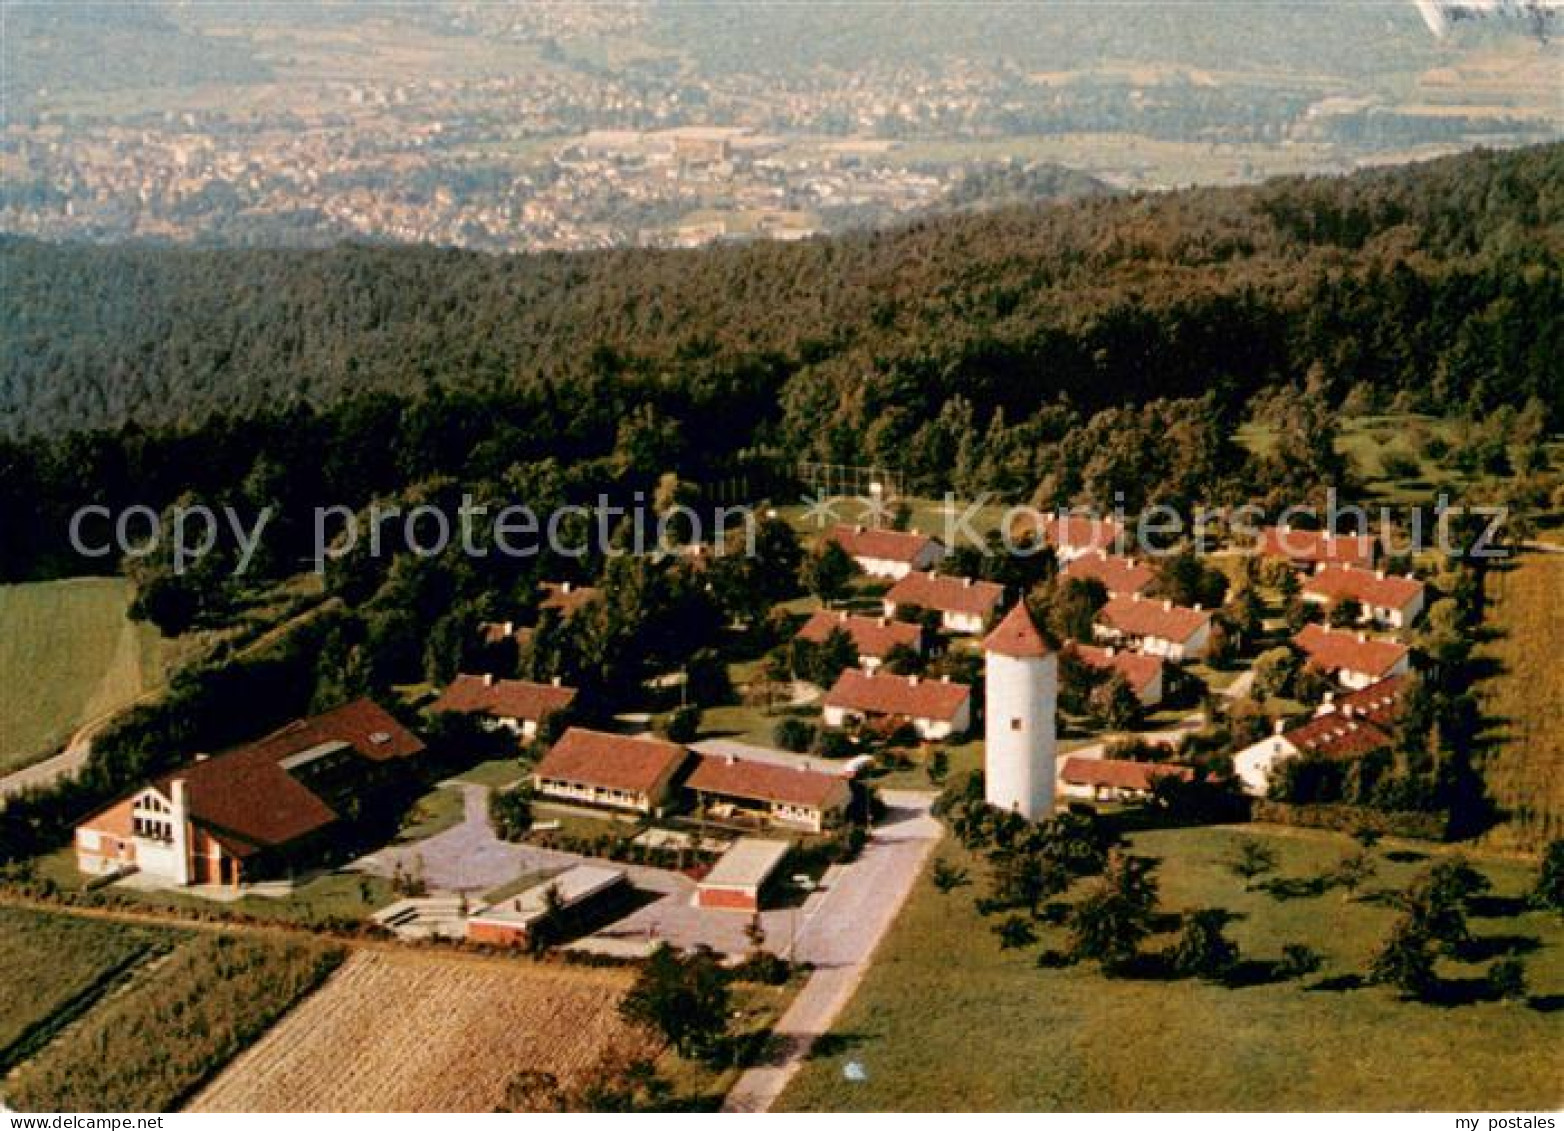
(531, 728, 689, 815)
(430, 673, 577, 739)
(1257, 524, 1377, 571)
(826, 524, 945, 579)
(822, 668, 972, 740)
(795, 610, 923, 670)
(1070, 644, 1166, 707)
(1011, 512, 1125, 562)
(685, 753, 852, 833)
(1234, 674, 1408, 795)
(1058, 755, 1192, 802)
(1294, 624, 1412, 690)
(1301, 565, 1426, 629)
(74, 700, 424, 888)
(1094, 594, 1214, 662)
(1061, 552, 1155, 598)
(882, 571, 1005, 634)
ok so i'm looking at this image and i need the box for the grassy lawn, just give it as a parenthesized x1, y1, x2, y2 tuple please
(394, 785, 467, 843)
(0, 906, 179, 1073)
(0, 577, 198, 773)
(29, 847, 398, 927)
(451, 756, 529, 790)
(1476, 552, 1564, 852)
(779, 822, 1564, 1111)
(5, 931, 343, 1112)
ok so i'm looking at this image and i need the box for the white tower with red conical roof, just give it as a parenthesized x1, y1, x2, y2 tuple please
(982, 601, 1057, 820)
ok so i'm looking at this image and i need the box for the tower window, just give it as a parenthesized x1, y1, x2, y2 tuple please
(1010, 718, 1023, 731)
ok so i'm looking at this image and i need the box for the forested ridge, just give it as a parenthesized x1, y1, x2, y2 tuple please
(0, 143, 1559, 585)
(3, 143, 1559, 441)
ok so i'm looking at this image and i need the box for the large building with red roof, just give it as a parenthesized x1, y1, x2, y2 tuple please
(430, 673, 577, 739)
(74, 700, 424, 888)
(1294, 624, 1412, 690)
(882, 570, 1005, 634)
(1094, 594, 1214, 661)
(826, 524, 946, 579)
(822, 668, 972, 740)
(795, 610, 923, 670)
(1010, 512, 1126, 561)
(1301, 565, 1426, 629)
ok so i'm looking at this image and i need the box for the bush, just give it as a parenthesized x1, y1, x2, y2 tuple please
(661, 705, 701, 744)
(488, 786, 535, 842)
(772, 717, 817, 752)
(1277, 943, 1324, 980)
(1487, 957, 1528, 1001)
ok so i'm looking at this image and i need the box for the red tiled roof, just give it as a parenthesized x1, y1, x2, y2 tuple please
(686, 754, 850, 809)
(539, 582, 600, 616)
(1334, 673, 1409, 726)
(1028, 513, 1125, 554)
(1060, 756, 1192, 792)
(1258, 526, 1376, 569)
(1070, 644, 1164, 696)
(431, 674, 577, 723)
(823, 669, 971, 723)
(1294, 624, 1409, 680)
(144, 700, 423, 856)
(1283, 714, 1395, 761)
(984, 601, 1052, 658)
(827, 524, 940, 565)
(1061, 552, 1155, 597)
(533, 728, 688, 795)
(885, 571, 1004, 618)
(1098, 594, 1212, 645)
(1302, 566, 1424, 612)
(796, 611, 921, 659)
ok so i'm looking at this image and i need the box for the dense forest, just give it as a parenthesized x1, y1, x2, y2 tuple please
(0, 143, 1560, 586)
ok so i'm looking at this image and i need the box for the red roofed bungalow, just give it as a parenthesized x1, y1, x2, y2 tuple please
(795, 610, 922, 669)
(1301, 565, 1426, 629)
(1010, 512, 1125, 561)
(1294, 624, 1412, 690)
(685, 753, 852, 832)
(822, 668, 972, 740)
(531, 728, 689, 815)
(1258, 524, 1377, 571)
(826, 524, 945, 579)
(539, 581, 600, 617)
(75, 700, 424, 888)
(1059, 756, 1192, 802)
(1094, 594, 1214, 662)
(883, 571, 1005, 634)
(1070, 643, 1166, 707)
(1061, 552, 1155, 598)
(430, 673, 577, 739)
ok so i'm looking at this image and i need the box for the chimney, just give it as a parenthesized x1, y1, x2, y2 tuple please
(1273, 719, 1287, 736)
(1322, 690, 1336, 708)
(726, 753, 737, 765)
(908, 674, 920, 685)
(1193, 603, 1203, 612)
(1163, 600, 1173, 611)
(940, 674, 950, 683)
(1376, 569, 1385, 580)
(503, 620, 514, 635)
(911, 526, 921, 536)
(194, 752, 210, 763)
(1357, 631, 1368, 643)
(1105, 646, 1116, 657)
(561, 581, 573, 594)
(1342, 704, 1356, 719)
(962, 577, 972, 588)
(550, 675, 562, 687)
(483, 672, 495, 687)
(854, 524, 865, 534)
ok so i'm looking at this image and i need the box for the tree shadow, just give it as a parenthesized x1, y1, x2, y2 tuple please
(1452, 933, 1542, 962)
(806, 1030, 874, 1060)
(1306, 973, 1365, 993)
(1260, 874, 1332, 901)
(1526, 994, 1564, 1014)
(1220, 958, 1291, 988)
(1468, 894, 1530, 919)
(1384, 849, 1427, 864)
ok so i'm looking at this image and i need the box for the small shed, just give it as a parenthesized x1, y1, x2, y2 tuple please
(695, 838, 792, 913)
